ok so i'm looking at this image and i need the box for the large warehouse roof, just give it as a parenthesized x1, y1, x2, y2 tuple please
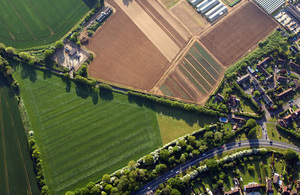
(205, 3, 225, 18)
(286, 5, 300, 23)
(254, 0, 285, 14)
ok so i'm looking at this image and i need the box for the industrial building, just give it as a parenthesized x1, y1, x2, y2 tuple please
(196, 0, 209, 12)
(198, 0, 220, 14)
(188, 0, 203, 6)
(207, 5, 228, 22)
(205, 3, 226, 18)
(254, 0, 285, 15)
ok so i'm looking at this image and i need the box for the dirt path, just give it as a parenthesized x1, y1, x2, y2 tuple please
(0, 93, 10, 195)
(114, 0, 179, 62)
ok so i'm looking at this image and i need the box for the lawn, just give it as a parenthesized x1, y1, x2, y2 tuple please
(266, 123, 300, 146)
(0, 75, 39, 195)
(11, 61, 162, 194)
(0, 0, 95, 48)
(156, 104, 218, 144)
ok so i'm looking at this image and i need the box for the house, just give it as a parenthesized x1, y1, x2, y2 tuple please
(215, 93, 224, 102)
(228, 95, 238, 107)
(257, 63, 271, 77)
(283, 114, 293, 124)
(263, 94, 273, 106)
(103, 7, 112, 15)
(96, 12, 106, 23)
(276, 88, 293, 99)
(233, 178, 239, 187)
(277, 58, 286, 66)
(256, 84, 265, 94)
(273, 173, 280, 184)
(290, 45, 299, 54)
(290, 61, 300, 71)
(253, 78, 259, 86)
(244, 183, 262, 192)
(277, 76, 288, 84)
(231, 117, 246, 126)
(224, 187, 242, 195)
(236, 74, 250, 85)
(266, 177, 273, 194)
(248, 66, 255, 74)
(279, 120, 287, 128)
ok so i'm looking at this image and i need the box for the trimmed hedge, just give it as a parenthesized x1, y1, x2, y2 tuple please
(276, 124, 300, 140)
(229, 0, 241, 7)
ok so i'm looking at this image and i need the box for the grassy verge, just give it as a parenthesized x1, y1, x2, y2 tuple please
(267, 123, 300, 146)
(156, 104, 218, 144)
(11, 61, 162, 194)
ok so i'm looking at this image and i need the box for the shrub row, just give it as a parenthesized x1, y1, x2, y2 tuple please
(276, 124, 300, 140)
(127, 91, 226, 117)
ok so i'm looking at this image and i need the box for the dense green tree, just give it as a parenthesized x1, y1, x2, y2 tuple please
(246, 118, 257, 129)
(159, 149, 170, 162)
(0, 43, 5, 50)
(247, 127, 257, 138)
(206, 159, 219, 172)
(5, 46, 16, 55)
(128, 160, 136, 170)
(167, 177, 184, 191)
(253, 90, 260, 97)
(102, 174, 111, 183)
(44, 49, 54, 59)
(55, 40, 64, 49)
(155, 164, 167, 174)
(285, 148, 298, 163)
(144, 154, 154, 166)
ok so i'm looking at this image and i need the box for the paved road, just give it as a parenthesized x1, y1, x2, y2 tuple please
(132, 139, 300, 195)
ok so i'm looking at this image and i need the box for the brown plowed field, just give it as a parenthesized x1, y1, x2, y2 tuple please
(200, 1, 278, 67)
(135, 0, 187, 47)
(87, 0, 170, 90)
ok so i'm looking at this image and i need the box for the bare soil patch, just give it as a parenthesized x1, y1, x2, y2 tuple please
(199, 1, 278, 66)
(171, 0, 210, 35)
(87, 0, 170, 91)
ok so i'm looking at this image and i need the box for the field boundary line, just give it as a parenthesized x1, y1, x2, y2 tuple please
(192, 45, 221, 75)
(171, 72, 194, 100)
(180, 62, 209, 93)
(184, 56, 213, 87)
(136, 0, 183, 47)
(188, 52, 217, 82)
(6, 98, 32, 195)
(26, 0, 55, 36)
(0, 93, 10, 195)
(177, 68, 206, 96)
(6, 0, 37, 40)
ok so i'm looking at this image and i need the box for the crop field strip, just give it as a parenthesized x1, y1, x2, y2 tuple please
(159, 41, 223, 103)
(0, 0, 91, 48)
(12, 62, 162, 194)
(200, 1, 278, 66)
(0, 76, 39, 195)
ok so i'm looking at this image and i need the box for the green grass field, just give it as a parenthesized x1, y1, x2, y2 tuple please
(266, 123, 300, 146)
(0, 75, 39, 195)
(11, 61, 162, 194)
(156, 104, 218, 144)
(0, 0, 95, 48)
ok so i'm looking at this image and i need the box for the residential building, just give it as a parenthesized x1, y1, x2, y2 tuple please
(252, 77, 259, 86)
(263, 94, 273, 106)
(266, 177, 273, 194)
(286, 4, 300, 24)
(224, 187, 242, 195)
(244, 183, 261, 192)
(257, 63, 271, 77)
(290, 61, 300, 70)
(277, 76, 288, 84)
(290, 45, 299, 54)
(236, 74, 250, 85)
(248, 66, 255, 74)
(295, 79, 300, 90)
(228, 95, 239, 107)
(277, 58, 286, 66)
(273, 173, 280, 184)
(276, 88, 293, 99)
(215, 93, 224, 102)
(231, 117, 245, 126)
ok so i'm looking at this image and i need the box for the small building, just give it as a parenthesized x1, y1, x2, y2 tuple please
(215, 93, 224, 102)
(69, 48, 77, 56)
(228, 95, 238, 107)
(231, 117, 246, 126)
(273, 173, 280, 184)
(277, 76, 288, 84)
(103, 7, 112, 15)
(263, 94, 273, 106)
(188, 0, 203, 6)
(96, 13, 106, 23)
(204, 2, 225, 18)
(256, 84, 265, 94)
(252, 78, 259, 86)
(276, 88, 293, 99)
(277, 58, 286, 66)
(224, 187, 242, 195)
(207, 5, 228, 22)
(248, 66, 255, 74)
(266, 177, 273, 194)
(244, 183, 261, 192)
(279, 120, 287, 128)
(236, 74, 250, 85)
(290, 45, 299, 54)
(198, 0, 220, 14)
(286, 4, 300, 24)
(290, 61, 300, 70)
(257, 63, 271, 77)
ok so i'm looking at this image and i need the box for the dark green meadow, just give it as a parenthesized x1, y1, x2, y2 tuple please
(0, 0, 95, 48)
(11, 61, 162, 194)
(0, 74, 39, 195)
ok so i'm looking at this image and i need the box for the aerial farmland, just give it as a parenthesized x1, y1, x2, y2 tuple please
(0, 0, 290, 194)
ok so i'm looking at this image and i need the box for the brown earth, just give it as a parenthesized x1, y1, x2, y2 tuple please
(87, 0, 170, 90)
(199, 1, 278, 67)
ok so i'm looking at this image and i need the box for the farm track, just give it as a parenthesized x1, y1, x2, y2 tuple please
(200, 1, 278, 66)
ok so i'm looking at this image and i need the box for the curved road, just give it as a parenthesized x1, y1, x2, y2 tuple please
(132, 139, 300, 195)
